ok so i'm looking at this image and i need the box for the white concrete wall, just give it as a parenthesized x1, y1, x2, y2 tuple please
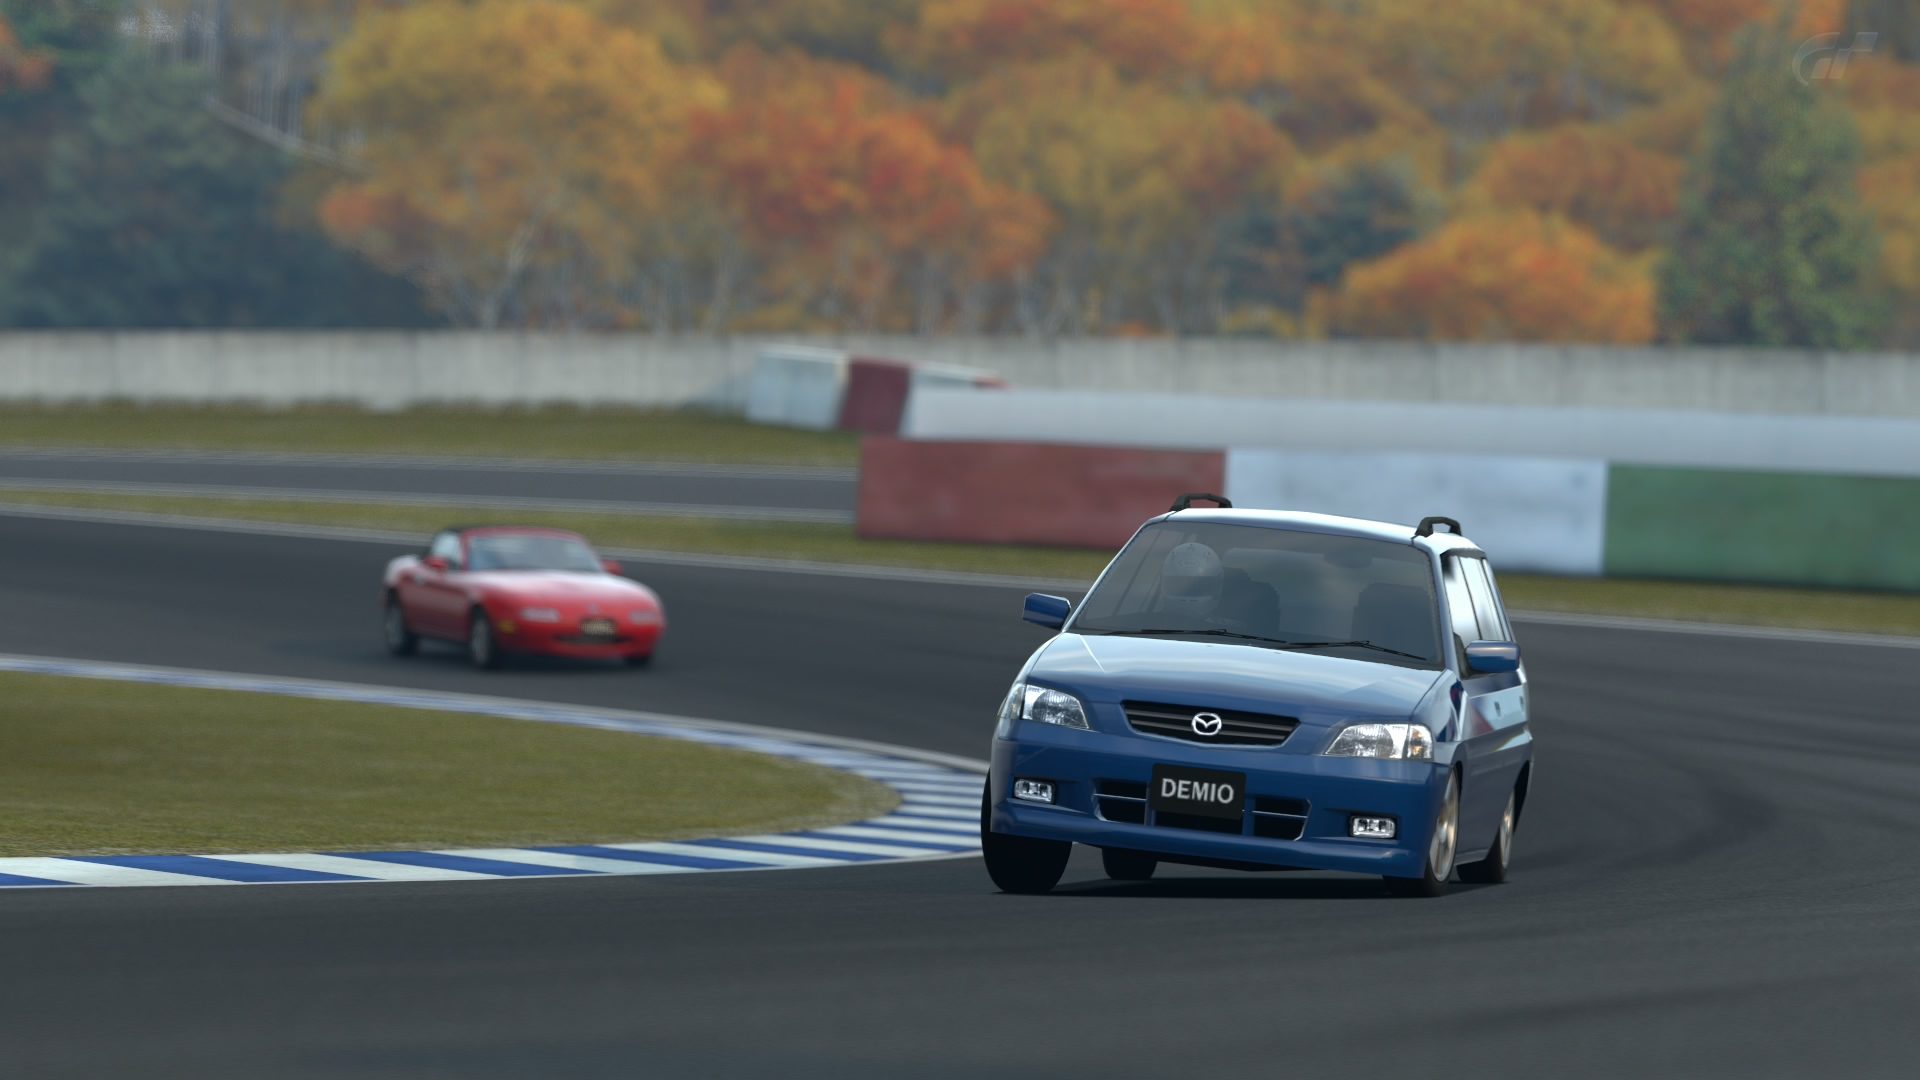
(0, 333, 765, 411)
(5, 332, 1920, 416)
(902, 388, 1920, 478)
(1225, 449, 1609, 575)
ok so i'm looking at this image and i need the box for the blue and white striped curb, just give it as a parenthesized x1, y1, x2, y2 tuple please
(0, 654, 985, 890)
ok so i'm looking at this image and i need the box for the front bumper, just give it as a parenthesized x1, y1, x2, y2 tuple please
(495, 617, 663, 659)
(990, 722, 1447, 878)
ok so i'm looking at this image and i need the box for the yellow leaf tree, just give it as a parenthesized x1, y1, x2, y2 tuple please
(309, 0, 722, 327)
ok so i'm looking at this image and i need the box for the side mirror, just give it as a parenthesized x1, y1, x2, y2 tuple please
(1023, 593, 1071, 630)
(1465, 640, 1521, 674)
(602, 558, 624, 575)
(421, 555, 450, 573)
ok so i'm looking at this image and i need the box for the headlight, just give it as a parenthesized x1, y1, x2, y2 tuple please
(995, 682, 1089, 735)
(629, 610, 660, 623)
(1324, 723, 1433, 760)
(519, 607, 562, 623)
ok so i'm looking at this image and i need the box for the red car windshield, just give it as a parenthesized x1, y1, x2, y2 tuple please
(465, 534, 601, 572)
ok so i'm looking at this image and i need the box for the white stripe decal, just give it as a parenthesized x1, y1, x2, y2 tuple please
(195, 853, 500, 882)
(433, 849, 692, 876)
(815, 826, 982, 848)
(610, 842, 851, 868)
(868, 815, 978, 834)
(720, 834, 966, 858)
(0, 859, 232, 888)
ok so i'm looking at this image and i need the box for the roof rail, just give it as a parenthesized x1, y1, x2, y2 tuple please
(1169, 493, 1233, 512)
(1415, 516, 1462, 538)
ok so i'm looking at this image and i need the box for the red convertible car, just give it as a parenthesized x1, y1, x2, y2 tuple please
(382, 525, 665, 669)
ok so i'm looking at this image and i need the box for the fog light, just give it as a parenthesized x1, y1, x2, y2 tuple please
(1013, 779, 1055, 804)
(1350, 815, 1396, 839)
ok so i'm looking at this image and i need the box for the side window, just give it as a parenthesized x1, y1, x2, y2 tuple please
(1461, 557, 1509, 642)
(1441, 556, 1481, 660)
(429, 532, 463, 568)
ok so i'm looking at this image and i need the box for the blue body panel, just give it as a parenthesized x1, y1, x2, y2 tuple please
(991, 719, 1448, 876)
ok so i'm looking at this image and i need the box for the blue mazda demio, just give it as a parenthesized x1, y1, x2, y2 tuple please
(983, 495, 1532, 897)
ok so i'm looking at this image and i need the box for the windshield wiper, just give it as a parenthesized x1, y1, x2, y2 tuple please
(1277, 640, 1430, 662)
(1097, 627, 1296, 646)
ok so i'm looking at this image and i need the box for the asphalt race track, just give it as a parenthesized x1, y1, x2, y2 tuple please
(1, 511, 1916, 1079)
(0, 448, 856, 521)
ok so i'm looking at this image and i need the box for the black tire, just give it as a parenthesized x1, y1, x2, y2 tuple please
(383, 594, 418, 657)
(1457, 788, 1516, 885)
(1386, 770, 1459, 898)
(1101, 848, 1157, 882)
(625, 652, 654, 668)
(980, 782, 1070, 894)
(467, 609, 502, 671)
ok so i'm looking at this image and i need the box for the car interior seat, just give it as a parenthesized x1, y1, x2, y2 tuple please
(1220, 568, 1281, 637)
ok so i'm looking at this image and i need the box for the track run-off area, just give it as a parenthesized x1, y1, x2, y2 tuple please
(0, 508, 1916, 1078)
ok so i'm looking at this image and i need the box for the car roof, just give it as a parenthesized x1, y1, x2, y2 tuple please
(1154, 508, 1483, 557)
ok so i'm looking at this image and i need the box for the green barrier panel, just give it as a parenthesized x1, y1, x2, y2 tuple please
(1603, 466, 1920, 591)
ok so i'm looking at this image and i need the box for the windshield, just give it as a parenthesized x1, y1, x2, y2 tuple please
(465, 534, 602, 573)
(1070, 522, 1442, 668)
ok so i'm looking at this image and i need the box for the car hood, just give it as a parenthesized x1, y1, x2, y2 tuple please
(1028, 633, 1443, 721)
(465, 571, 659, 608)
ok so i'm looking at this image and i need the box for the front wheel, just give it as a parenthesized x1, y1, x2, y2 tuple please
(1457, 789, 1516, 884)
(1386, 771, 1459, 898)
(467, 609, 502, 671)
(383, 595, 418, 657)
(1101, 848, 1157, 882)
(981, 783, 1070, 894)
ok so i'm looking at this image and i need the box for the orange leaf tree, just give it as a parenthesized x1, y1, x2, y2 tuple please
(1319, 211, 1656, 343)
(691, 46, 1051, 331)
(309, 0, 722, 327)
(1468, 124, 1686, 249)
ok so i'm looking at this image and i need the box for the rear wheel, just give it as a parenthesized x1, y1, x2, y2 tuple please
(981, 782, 1070, 894)
(1457, 789, 1516, 884)
(1386, 771, 1458, 898)
(467, 609, 502, 671)
(1101, 848, 1157, 882)
(383, 595, 418, 657)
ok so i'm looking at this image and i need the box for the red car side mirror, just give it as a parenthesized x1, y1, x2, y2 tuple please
(421, 555, 450, 572)
(601, 558, 624, 576)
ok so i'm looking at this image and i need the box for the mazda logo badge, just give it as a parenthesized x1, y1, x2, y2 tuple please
(1191, 712, 1224, 737)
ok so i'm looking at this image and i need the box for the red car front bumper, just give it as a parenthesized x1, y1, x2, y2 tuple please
(493, 617, 664, 660)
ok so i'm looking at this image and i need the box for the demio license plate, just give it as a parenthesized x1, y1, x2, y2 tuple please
(1149, 765, 1246, 821)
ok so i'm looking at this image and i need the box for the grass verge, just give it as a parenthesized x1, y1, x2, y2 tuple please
(0, 671, 897, 858)
(0, 403, 860, 468)
(5, 489, 1920, 636)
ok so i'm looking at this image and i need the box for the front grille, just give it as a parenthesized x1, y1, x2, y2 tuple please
(1252, 796, 1309, 840)
(1094, 780, 1147, 824)
(1122, 701, 1299, 747)
(556, 633, 629, 645)
(1157, 811, 1242, 834)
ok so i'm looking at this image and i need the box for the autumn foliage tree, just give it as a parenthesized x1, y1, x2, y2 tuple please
(1319, 212, 1656, 344)
(687, 48, 1051, 332)
(310, 0, 721, 327)
(1468, 125, 1685, 250)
